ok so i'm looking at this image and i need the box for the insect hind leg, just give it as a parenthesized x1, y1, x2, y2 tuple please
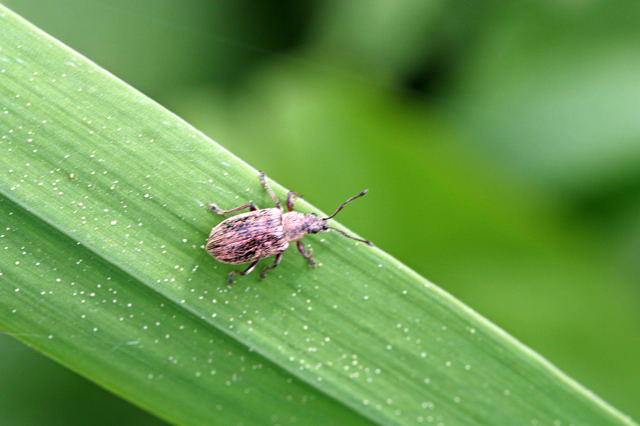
(228, 260, 260, 284)
(209, 202, 258, 215)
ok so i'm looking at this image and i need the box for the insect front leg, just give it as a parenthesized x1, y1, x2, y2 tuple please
(209, 202, 258, 215)
(287, 191, 301, 212)
(296, 240, 316, 267)
(228, 260, 260, 284)
(259, 252, 283, 279)
(259, 171, 282, 210)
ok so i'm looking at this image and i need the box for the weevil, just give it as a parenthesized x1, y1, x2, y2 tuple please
(206, 171, 372, 284)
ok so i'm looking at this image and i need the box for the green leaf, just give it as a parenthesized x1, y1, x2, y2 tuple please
(0, 5, 634, 425)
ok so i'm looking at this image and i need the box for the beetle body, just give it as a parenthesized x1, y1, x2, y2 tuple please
(207, 208, 288, 264)
(206, 171, 371, 284)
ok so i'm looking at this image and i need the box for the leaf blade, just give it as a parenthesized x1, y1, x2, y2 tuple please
(0, 195, 370, 425)
(0, 5, 634, 425)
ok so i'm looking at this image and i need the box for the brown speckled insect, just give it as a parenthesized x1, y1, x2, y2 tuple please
(206, 171, 372, 284)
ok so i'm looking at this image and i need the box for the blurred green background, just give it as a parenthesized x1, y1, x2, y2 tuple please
(1, 0, 639, 424)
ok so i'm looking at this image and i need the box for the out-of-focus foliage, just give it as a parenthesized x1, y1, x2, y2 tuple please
(2, 0, 639, 423)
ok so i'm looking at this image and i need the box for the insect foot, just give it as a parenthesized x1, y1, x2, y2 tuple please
(205, 171, 372, 285)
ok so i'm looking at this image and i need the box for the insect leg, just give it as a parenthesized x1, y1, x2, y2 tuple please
(296, 240, 316, 267)
(286, 191, 301, 211)
(209, 203, 258, 215)
(259, 252, 284, 279)
(259, 171, 282, 210)
(228, 260, 260, 284)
